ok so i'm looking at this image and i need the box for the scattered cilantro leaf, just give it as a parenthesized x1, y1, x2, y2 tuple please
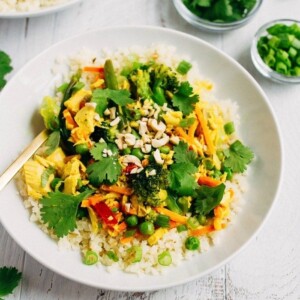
(0, 267, 22, 298)
(192, 183, 225, 216)
(41, 166, 55, 188)
(169, 162, 198, 196)
(90, 141, 118, 161)
(40, 190, 93, 237)
(87, 158, 122, 186)
(88, 141, 121, 186)
(172, 82, 198, 116)
(179, 117, 196, 128)
(92, 88, 133, 116)
(223, 140, 254, 173)
(173, 141, 200, 167)
(0, 51, 13, 90)
(44, 131, 60, 156)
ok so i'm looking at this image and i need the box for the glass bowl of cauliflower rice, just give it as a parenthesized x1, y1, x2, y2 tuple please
(0, 27, 282, 291)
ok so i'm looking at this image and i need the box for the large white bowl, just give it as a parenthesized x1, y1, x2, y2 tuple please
(0, 26, 283, 291)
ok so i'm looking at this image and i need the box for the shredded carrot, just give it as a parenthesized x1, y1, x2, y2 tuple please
(63, 109, 77, 130)
(101, 184, 133, 196)
(117, 221, 127, 232)
(195, 104, 215, 155)
(120, 236, 133, 244)
(155, 207, 187, 224)
(198, 176, 221, 187)
(175, 127, 194, 145)
(169, 220, 179, 229)
(189, 225, 215, 237)
(188, 119, 199, 139)
(83, 66, 104, 73)
(81, 194, 104, 207)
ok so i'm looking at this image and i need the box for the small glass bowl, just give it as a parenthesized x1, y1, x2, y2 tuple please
(172, 0, 263, 32)
(251, 19, 300, 84)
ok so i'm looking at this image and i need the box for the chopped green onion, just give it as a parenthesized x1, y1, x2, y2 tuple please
(187, 217, 200, 229)
(125, 229, 136, 237)
(257, 22, 300, 77)
(176, 60, 192, 75)
(155, 214, 170, 228)
(177, 224, 188, 232)
(158, 251, 172, 266)
(126, 246, 142, 263)
(197, 215, 207, 226)
(224, 121, 235, 135)
(159, 145, 170, 154)
(106, 250, 119, 262)
(83, 250, 98, 265)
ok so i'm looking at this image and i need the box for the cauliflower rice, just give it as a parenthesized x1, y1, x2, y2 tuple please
(0, 0, 69, 12)
(19, 44, 250, 275)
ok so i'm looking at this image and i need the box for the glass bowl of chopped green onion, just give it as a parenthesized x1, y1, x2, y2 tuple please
(172, 0, 263, 32)
(251, 19, 300, 84)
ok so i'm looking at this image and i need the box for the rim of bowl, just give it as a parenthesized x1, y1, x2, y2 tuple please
(173, 0, 263, 32)
(251, 18, 300, 84)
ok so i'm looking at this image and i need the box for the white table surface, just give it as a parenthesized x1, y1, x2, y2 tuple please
(1, 0, 300, 299)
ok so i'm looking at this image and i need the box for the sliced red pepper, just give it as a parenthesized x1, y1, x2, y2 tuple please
(124, 163, 138, 174)
(93, 202, 118, 226)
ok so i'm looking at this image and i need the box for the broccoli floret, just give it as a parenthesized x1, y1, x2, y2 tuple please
(90, 123, 119, 143)
(128, 163, 169, 207)
(149, 64, 179, 106)
(129, 69, 152, 100)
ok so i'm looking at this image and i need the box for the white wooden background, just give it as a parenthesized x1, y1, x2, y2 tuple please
(1, 0, 300, 299)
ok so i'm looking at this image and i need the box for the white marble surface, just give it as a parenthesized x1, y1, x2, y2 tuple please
(1, 0, 300, 299)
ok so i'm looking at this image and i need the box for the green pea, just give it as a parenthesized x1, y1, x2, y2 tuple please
(139, 221, 155, 235)
(185, 236, 200, 251)
(126, 215, 138, 227)
(75, 143, 89, 155)
(159, 145, 170, 154)
(132, 148, 144, 160)
(122, 147, 131, 155)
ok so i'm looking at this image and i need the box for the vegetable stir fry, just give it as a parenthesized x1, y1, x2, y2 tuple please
(22, 52, 254, 266)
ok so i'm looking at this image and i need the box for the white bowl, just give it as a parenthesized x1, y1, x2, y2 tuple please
(0, 26, 283, 291)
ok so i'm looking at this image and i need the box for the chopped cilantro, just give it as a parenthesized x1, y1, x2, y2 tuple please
(172, 82, 198, 116)
(87, 141, 121, 186)
(179, 117, 196, 128)
(0, 51, 13, 90)
(173, 141, 200, 167)
(169, 163, 198, 196)
(0, 267, 22, 298)
(192, 183, 225, 216)
(92, 88, 133, 116)
(168, 141, 200, 196)
(223, 140, 254, 173)
(40, 190, 93, 237)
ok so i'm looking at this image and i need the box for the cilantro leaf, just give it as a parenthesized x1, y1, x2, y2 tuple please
(92, 88, 133, 116)
(169, 162, 198, 196)
(40, 190, 93, 237)
(0, 51, 13, 90)
(44, 131, 60, 156)
(90, 141, 118, 161)
(223, 140, 254, 173)
(87, 158, 122, 186)
(173, 141, 200, 167)
(172, 82, 198, 116)
(192, 183, 225, 216)
(179, 117, 196, 128)
(88, 141, 121, 186)
(0, 267, 22, 298)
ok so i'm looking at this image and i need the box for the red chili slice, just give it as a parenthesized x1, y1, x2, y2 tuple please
(93, 202, 118, 226)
